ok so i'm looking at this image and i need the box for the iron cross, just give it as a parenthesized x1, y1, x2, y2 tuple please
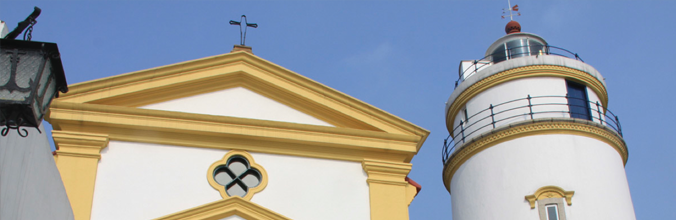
(229, 15, 258, 46)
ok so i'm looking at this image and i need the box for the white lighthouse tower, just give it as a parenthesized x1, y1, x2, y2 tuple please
(442, 20, 636, 220)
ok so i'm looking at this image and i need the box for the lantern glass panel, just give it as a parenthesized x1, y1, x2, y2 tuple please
(0, 53, 16, 100)
(0, 87, 31, 102)
(15, 50, 43, 88)
(529, 39, 545, 55)
(506, 38, 528, 58)
(0, 53, 11, 86)
(36, 60, 52, 98)
(491, 45, 507, 63)
(0, 50, 44, 102)
(41, 78, 56, 111)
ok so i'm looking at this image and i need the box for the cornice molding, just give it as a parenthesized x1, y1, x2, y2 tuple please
(446, 65, 608, 134)
(362, 160, 412, 186)
(442, 119, 627, 192)
(47, 101, 421, 163)
(54, 151, 101, 159)
(52, 131, 109, 158)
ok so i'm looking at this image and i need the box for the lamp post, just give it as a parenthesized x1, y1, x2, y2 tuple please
(0, 7, 68, 137)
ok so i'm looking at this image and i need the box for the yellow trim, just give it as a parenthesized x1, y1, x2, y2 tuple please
(442, 120, 627, 192)
(48, 101, 422, 163)
(52, 131, 109, 220)
(207, 151, 268, 201)
(446, 65, 608, 134)
(154, 197, 291, 220)
(525, 186, 575, 209)
(362, 160, 412, 220)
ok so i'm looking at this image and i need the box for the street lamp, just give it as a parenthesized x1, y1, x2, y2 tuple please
(0, 7, 68, 137)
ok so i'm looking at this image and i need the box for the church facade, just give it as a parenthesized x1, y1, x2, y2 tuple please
(48, 46, 429, 220)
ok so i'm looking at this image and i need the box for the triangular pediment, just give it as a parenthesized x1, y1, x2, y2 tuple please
(55, 51, 425, 135)
(154, 197, 291, 220)
(48, 51, 428, 162)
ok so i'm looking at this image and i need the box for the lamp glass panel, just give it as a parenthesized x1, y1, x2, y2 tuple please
(0, 53, 11, 86)
(41, 78, 56, 110)
(14, 50, 43, 89)
(0, 89, 31, 101)
(36, 60, 52, 98)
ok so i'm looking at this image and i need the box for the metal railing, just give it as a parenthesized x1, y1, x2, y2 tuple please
(455, 45, 584, 88)
(442, 95, 622, 164)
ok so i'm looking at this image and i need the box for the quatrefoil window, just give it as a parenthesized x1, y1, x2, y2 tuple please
(214, 156, 261, 197)
(208, 151, 267, 200)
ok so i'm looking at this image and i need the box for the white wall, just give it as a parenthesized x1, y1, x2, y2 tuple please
(141, 87, 333, 127)
(0, 125, 74, 220)
(448, 134, 635, 220)
(451, 77, 610, 145)
(453, 77, 566, 142)
(90, 141, 370, 220)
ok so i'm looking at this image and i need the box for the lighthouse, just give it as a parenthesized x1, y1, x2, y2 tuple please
(441, 20, 636, 220)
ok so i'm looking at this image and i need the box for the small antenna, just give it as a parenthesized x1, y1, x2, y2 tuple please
(501, 0, 520, 20)
(229, 15, 258, 46)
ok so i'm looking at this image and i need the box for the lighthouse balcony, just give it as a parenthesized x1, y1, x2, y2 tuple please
(441, 95, 623, 164)
(456, 45, 584, 87)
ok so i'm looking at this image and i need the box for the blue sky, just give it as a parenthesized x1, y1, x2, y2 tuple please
(3, 1, 675, 219)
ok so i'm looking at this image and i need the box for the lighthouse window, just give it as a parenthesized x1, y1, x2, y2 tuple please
(506, 39, 529, 59)
(565, 80, 591, 120)
(490, 38, 546, 63)
(545, 204, 559, 220)
(529, 40, 545, 56)
(536, 198, 567, 220)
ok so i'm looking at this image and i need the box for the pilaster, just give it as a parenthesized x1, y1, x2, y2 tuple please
(362, 159, 412, 220)
(52, 130, 109, 220)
